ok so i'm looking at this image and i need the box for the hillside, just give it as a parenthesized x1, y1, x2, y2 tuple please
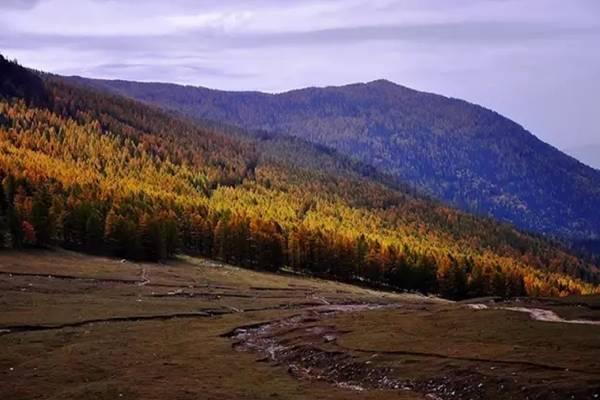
(71, 77, 600, 240)
(1, 55, 599, 299)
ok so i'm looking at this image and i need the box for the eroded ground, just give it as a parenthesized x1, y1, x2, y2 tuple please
(0, 250, 599, 399)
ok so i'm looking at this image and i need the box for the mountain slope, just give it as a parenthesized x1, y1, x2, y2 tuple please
(2, 55, 599, 298)
(72, 77, 600, 240)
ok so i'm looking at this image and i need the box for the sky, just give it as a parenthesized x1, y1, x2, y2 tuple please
(1, 0, 599, 151)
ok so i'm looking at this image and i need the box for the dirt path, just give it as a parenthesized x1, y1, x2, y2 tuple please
(137, 267, 150, 286)
(468, 304, 600, 325)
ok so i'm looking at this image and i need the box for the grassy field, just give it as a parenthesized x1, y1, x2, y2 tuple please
(0, 250, 598, 399)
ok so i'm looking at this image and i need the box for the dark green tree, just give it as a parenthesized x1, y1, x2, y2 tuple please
(31, 187, 53, 246)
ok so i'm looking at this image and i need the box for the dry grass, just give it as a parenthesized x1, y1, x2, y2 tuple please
(0, 249, 598, 399)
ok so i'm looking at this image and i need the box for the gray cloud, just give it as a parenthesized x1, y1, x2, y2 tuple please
(226, 21, 600, 48)
(80, 62, 256, 80)
(0, 0, 41, 9)
(1, 0, 599, 150)
(4, 20, 598, 52)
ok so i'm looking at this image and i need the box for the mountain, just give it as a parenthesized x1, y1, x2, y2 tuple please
(69, 77, 600, 241)
(1, 55, 599, 299)
(564, 144, 600, 170)
(0, 56, 50, 107)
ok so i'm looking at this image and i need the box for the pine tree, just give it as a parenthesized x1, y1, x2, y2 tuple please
(85, 211, 104, 253)
(213, 219, 229, 261)
(468, 264, 488, 298)
(31, 187, 52, 246)
(105, 208, 138, 258)
(491, 266, 507, 297)
(0, 181, 7, 247)
(1, 175, 20, 247)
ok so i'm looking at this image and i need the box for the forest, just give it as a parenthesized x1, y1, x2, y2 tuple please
(80, 77, 600, 241)
(1, 55, 599, 300)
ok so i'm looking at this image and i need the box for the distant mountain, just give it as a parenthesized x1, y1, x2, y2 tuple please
(67, 77, 600, 240)
(564, 144, 600, 170)
(2, 55, 599, 298)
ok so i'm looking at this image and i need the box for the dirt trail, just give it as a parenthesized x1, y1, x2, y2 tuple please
(137, 267, 150, 286)
(468, 304, 600, 325)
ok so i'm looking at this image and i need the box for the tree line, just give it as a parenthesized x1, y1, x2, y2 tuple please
(0, 169, 592, 299)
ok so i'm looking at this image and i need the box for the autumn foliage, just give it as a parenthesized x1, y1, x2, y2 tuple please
(0, 58, 598, 299)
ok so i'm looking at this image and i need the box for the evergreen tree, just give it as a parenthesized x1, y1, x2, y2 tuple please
(491, 266, 507, 297)
(85, 211, 104, 253)
(0, 181, 7, 247)
(31, 187, 52, 246)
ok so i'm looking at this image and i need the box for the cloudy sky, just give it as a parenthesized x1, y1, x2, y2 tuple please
(1, 0, 599, 151)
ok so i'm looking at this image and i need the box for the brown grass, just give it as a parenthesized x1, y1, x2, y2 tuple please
(0, 249, 598, 399)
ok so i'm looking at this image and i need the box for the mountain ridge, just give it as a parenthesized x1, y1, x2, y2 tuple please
(564, 144, 600, 170)
(1, 55, 599, 298)
(66, 75, 600, 240)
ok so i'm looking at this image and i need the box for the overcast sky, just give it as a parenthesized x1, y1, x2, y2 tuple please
(1, 0, 599, 150)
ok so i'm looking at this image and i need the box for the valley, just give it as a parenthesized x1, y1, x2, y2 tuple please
(1, 53, 600, 400)
(2, 2, 600, 399)
(1, 250, 599, 399)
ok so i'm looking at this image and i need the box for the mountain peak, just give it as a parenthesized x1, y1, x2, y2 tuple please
(366, 78, 397, 86)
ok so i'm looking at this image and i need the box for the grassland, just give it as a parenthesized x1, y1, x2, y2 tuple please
(0, 250, 598, 399)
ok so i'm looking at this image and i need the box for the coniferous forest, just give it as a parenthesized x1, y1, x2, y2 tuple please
(76, 76, 600, 241)
(1, 55, 599, 300)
